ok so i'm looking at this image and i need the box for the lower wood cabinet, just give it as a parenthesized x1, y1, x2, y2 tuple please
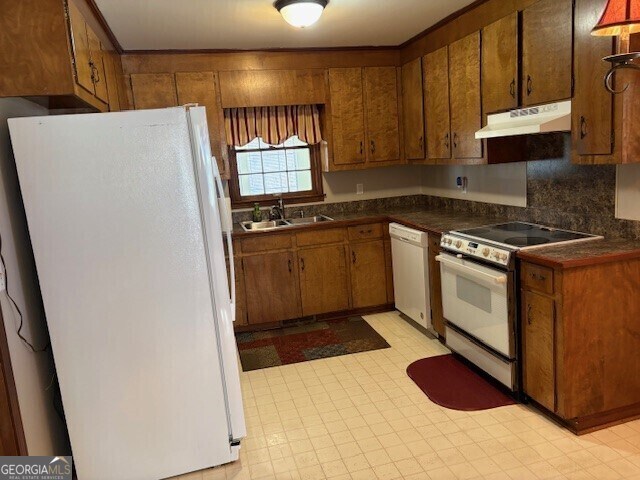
(234, 222, 392, 328)
(520, 257, 640, 433)
(522, 289, 555, 412)
(428, 234, 445, 337)
(349, 240, 388, 309)
(242, 251, 302, 324)
(299, 245, 350, 316)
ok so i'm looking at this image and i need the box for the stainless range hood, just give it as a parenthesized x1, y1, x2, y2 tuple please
(475, 100, 571, 139)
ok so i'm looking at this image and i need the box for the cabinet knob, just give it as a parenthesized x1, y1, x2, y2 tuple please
(300, 258, 305, 271)
(510, 79, 516, 99)
(527, 303, 533, 325)
(370, 140, 376, 154)
(359, 140, 363, 155)
(526, 75, 533, 96)
(444, 133, 450, 149)
(288, 259, 292, 273)
(452, 132, 458, 150)
(419, 136, 424, 151)
(352, 251, 357, 264)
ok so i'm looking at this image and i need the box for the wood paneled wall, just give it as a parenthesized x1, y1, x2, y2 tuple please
(122, 49, 400, 74)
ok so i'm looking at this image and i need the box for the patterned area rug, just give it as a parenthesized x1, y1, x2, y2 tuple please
(236, 316, 390, 371)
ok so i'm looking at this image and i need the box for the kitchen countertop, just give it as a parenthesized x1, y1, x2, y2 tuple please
(516, 237, 640, 269)
(232, 207, 640, 268)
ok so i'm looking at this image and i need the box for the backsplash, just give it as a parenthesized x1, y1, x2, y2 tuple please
(231, 134, 640, 240)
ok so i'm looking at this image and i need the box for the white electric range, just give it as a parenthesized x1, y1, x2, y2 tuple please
(437, 222, 602, 392)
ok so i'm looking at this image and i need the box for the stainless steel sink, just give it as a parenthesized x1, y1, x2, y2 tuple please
(240, 219, 291, 232)
(287, 215, 334, 225)
(239, 215, 334, 232)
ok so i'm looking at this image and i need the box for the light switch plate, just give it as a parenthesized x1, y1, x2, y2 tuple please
(356, 183, 364, 195)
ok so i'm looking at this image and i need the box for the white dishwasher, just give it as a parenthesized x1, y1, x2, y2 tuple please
(389, 223, 431, 330)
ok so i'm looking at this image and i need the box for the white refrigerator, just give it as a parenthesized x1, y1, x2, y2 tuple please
(8, 107, 246, 480)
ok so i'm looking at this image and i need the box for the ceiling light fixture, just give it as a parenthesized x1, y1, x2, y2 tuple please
(591, 0, 640, 93)
(274, 0, 328, 28)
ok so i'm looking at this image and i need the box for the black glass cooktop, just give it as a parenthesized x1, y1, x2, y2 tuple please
(455, 222, 597, 248)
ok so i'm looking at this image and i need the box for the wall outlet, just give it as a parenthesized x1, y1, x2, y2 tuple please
(356, 183, 364, 195)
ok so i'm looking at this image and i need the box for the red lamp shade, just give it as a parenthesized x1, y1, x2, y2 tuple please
(592, 0, 640, 36)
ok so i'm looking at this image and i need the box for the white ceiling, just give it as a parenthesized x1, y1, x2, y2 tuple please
(94, 0, 476, 51)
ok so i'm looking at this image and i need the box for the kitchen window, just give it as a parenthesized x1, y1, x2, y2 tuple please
(229, 136, 324, 207)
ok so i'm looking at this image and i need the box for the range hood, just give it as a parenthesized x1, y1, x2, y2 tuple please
(475, 100, 571, 139)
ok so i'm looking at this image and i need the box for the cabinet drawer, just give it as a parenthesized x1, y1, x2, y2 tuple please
(521, 262, 554, 294)
(296, 228, 346, 247)
(240, 234, 292, 254)
(348, 223, 383, 241)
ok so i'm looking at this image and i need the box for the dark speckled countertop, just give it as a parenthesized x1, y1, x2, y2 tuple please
(517, 238, 640, 268)
(233, 206, 640, 268)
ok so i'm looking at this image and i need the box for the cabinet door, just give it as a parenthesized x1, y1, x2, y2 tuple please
(130, 73, 178, 110)
(364, 67, 401, 163)
(67, 1, 94, 94)
(231, 257, 247, 326)
(522, 290, 555, 411)
(299, 245, 350, 316)
(573, 0, 615, 157)
(482, 13, 518, 116)
(449, 31, 483, 159)
(102, 51, 121, 112)
(86, 26, 108, 103)
(401, 58, 425, 160)
(428, 235, 445, 337)
(328, 68, 366, 166)
(242, 252, 302, 324)
(522, 0, 573, 106)
(424, 47, 451, 160)
(176, 72, 230, 179)
(349, 240, 388, 309)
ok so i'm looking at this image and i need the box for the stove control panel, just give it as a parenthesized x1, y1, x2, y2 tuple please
(440, 234, 512, 266)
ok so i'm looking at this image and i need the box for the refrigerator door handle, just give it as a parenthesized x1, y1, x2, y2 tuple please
(212, 156, 236, 322)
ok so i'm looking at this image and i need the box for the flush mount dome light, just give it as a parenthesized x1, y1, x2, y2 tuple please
(275, 0, 328, 28)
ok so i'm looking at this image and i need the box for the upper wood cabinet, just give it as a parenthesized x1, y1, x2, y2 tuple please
(84, 25, 109, 103)
(175, 72, 230, 179)
(0, 0, 123, 111)
(449, 31, 483, 160)
(522, 0, 574, 106)
(572, 0, 616, 161)
(327, 68, 367, 168)
(423, 47, 451, 161)
(364, 67, 402, 163)
(102, 50, 122, 112)
(218, 69, 326, 108)
(401, 58, 425, 161)
(482, 13, 519, 117)
(326, 67, 402, 170)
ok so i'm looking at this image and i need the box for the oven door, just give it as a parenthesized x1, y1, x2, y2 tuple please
(437, 252, 513, 358)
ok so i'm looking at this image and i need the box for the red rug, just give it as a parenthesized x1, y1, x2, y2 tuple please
(407, 354, 516, 411)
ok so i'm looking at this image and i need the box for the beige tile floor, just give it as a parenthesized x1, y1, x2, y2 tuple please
(172, 311, 640, 480)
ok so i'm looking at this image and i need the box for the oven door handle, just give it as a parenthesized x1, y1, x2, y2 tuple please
(436, 254, 508, 286)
